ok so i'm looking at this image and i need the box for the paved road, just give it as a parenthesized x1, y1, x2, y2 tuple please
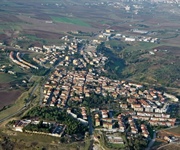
(146, 132, 156, 150)
(88, 115, 93, 135)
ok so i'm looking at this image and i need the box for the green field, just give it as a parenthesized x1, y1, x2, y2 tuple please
(0, 73, 15, 83)
(0, 23, 21, 32)
(51, 16, 90, 27)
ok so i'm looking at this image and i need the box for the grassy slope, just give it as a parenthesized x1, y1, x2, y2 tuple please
(106, 40, 180, 87)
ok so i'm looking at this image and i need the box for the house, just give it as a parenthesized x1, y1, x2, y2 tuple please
(95, 118, 100, 127)
(107, 136, 124, 144)
(13, 120, 31, 132)
(120, 103, 128, 109)
(164, 136, 172, 143)
(101, 110, 109, 118)
(125, 37, 136, 42)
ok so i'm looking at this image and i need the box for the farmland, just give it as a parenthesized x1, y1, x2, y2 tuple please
(0, 90, 22, 110)
(0, 73, 22, 110)
(0, 73, 15, 83)
(165, 126, 180, 135)
(51, 17, 90, 27)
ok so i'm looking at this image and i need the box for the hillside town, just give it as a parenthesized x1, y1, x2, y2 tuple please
(8, 33, 179, 148)
(0, 0, 180, 150)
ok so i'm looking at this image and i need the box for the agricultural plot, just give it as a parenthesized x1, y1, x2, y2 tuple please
(165, 126, 180, 135)
(0, 90, 22, 110)
(0, 73, 15, 83)
(51, 17, 90, 27)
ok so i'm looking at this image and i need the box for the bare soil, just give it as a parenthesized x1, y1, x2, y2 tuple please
(0, 90, 22, 110)
(0, 83, 11, 90)
(23, 29, 65, 39)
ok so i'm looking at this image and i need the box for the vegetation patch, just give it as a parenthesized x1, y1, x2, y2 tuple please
(51, 16, 90, 27)
(97, 42, 125, 79)
(23, 107, 88, 135)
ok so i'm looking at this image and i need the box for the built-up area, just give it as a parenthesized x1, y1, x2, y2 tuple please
(11, 33, 179, 146)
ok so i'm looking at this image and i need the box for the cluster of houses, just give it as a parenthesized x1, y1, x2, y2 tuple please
(80, 45, 107, 68)
(93, 109, 178, 140)
(28, 38, 83, 67)
(99, 27, 158, 42)
(58, 44, 107, 69)
(42, 68, 141, 107)
(125, 93, 177, 126)
(9, 51, 38, 69)
(157, 131, 180, 143)
(41, 41, 177, 129)
(93, 109, 150, 138)
(29, 45, 67, 66)
(92, 105, 176, 138)
(0, 64, 16, 75)
(13, 119, 66, 137)
(141, 124, 149, 138)
(7, 32, 178, 144)
(106, 133, 124, 144)
(128, 117, 138, 134)
(41, 43, 109, 107)
(67, 108, 88, 125)
(99, 30, 159, 43)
